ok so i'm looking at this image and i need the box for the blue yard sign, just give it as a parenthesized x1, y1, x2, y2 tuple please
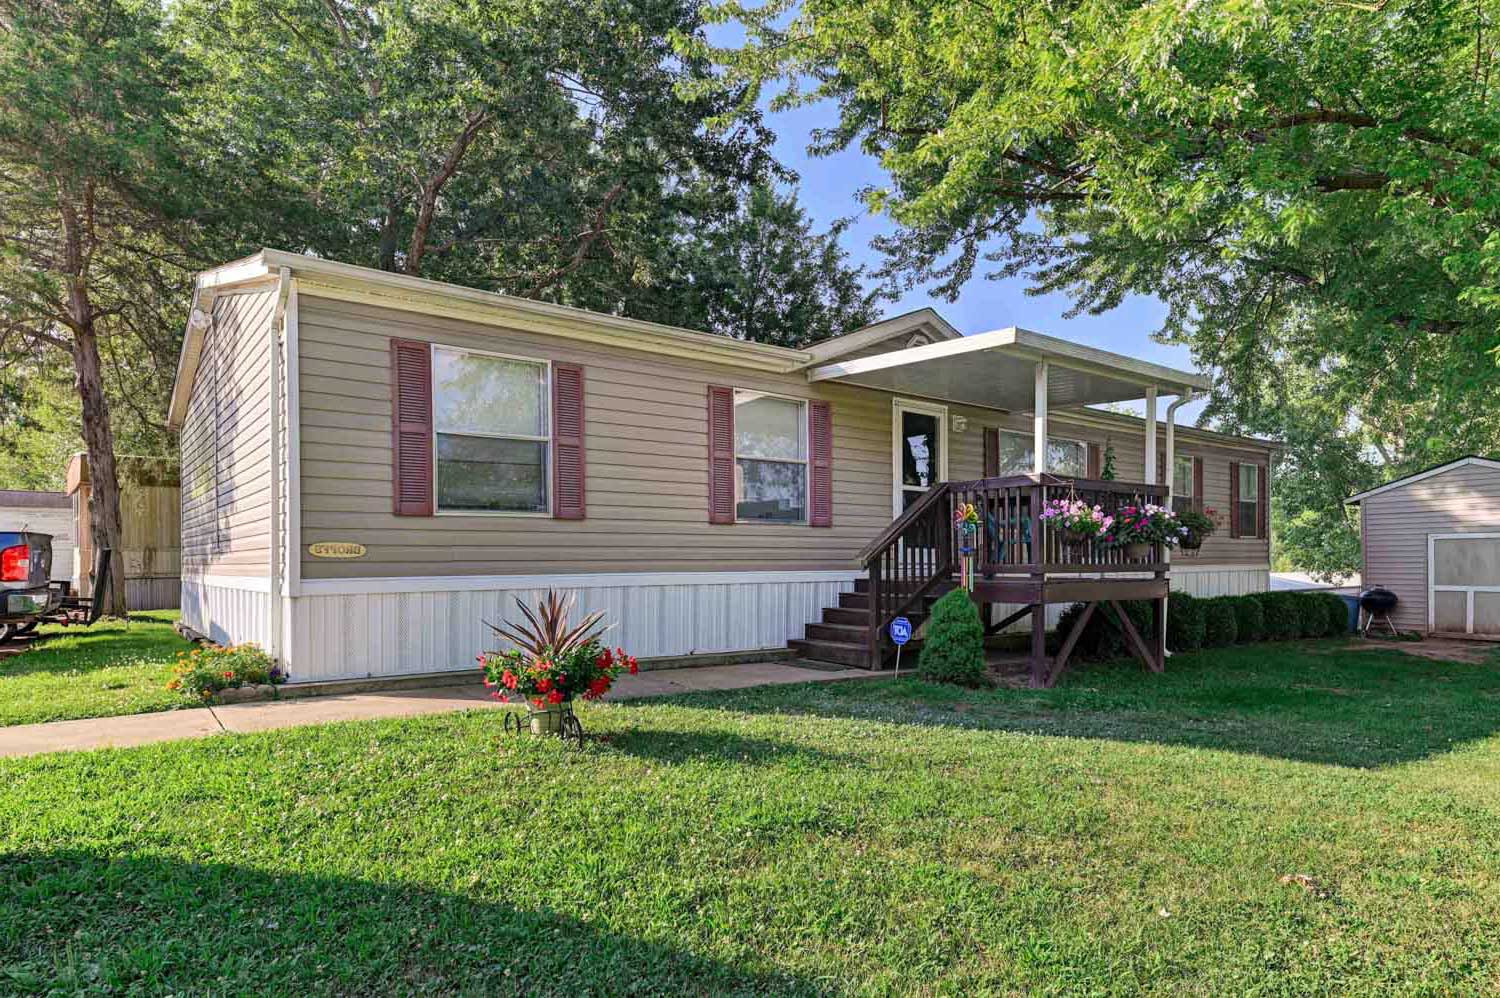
(889, 616, 913, 677)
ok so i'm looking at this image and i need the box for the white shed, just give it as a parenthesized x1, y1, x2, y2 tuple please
(1347, 456, 1500, 636)
(0, 489, 76, 583)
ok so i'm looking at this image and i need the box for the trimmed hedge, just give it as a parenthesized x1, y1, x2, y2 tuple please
(918, 588, 987, 686)
(1202, 597, 1239, 647)
(1166, 591, 1205, 651)
(1053, 588, 1349, 662)
(1231, 595, 1265, 642)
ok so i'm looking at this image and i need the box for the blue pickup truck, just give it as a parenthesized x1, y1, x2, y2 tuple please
(0, 530, 66, 642)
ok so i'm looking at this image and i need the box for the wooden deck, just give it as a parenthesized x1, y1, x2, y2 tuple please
(802, 474, 1176, 687)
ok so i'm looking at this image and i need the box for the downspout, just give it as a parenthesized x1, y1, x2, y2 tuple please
(268, 268, 291, 665)
(1161, 390, 1202, 655)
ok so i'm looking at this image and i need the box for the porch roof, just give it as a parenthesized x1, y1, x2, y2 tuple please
(804, 326, 1209, 408)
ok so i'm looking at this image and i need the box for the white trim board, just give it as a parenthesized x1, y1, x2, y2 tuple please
(184, 575, 273, 593)
(1347, 456, 1500, 505)
(298, 569, 864, 597)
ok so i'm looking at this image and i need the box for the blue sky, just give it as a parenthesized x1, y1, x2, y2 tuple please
(761, 97, 1210, 421)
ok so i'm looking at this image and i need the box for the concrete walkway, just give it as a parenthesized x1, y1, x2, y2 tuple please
(0, 661, 872, 759)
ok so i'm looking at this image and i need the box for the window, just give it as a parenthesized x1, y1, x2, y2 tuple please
(1172, 455, 1194, 514)
(1237, 464, 1259, 537)
(997, 430, 1087, 477)
(432, 347, 549, 513)
(735, 392, 807, 523)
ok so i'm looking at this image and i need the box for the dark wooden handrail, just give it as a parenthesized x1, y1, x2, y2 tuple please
(856, 482, 952, 563)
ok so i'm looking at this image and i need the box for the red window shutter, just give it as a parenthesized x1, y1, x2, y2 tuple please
(552, 363, 586, 520)
(1086, 442, 1102, 479)
(1192, 456, 1204, 512)
(707, 385, 735, 524)
(809, 400, 833, 527)
(390, 338, 433, 516)
(1228, 460, 1240, 538)
(1157, 449, 1166, 485)
(1257, 464, 1269, 539)
(983, 428, 1000, 478)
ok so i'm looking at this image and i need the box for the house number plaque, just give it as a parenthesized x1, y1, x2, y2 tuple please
(308, 542, 367, 559)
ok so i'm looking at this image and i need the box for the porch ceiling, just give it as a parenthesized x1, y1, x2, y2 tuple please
(805, 327, 1209, 409)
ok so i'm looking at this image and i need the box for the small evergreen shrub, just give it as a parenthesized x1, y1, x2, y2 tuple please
(1166, 591, 1205, 651)
(1202, 597, 1239, 646)
(918, 589, 986, 686)
(1231, 596, 1265, 642)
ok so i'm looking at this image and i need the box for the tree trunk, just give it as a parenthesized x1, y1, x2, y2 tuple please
(71, 324, 128, 617)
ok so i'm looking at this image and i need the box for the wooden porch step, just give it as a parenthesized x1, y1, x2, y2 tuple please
(838, 592, 870, 610)
(821, 606, 870, 626)
(805, 622, 868, 643)
(787, 638, 869, 668)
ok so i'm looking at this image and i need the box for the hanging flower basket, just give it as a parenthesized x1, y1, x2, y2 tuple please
(1039, 497, 1112, 552)
(1125, 541, 1152, 560)
(1102, 503, 1183, 561)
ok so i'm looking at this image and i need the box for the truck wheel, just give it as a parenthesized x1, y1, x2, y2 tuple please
(0, 623, 13, 644)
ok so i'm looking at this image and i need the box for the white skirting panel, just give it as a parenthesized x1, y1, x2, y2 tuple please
(285, 575, 860, 684)
(1170, 564, 1270, 597)
(181, 576, 273, 649)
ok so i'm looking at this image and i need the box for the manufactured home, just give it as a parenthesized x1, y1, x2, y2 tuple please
(1347, 456, 1500, 637)
(166, 250, 1276, 685)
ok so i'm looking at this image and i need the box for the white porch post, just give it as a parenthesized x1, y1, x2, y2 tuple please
(1033, 361, 1049, 475)
(1143, 386, 1158, 485)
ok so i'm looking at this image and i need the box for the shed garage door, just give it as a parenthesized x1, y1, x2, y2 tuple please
(1430, 534, 1500, 635)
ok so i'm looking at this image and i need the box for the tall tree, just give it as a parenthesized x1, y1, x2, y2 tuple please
(706, 0, 1500, 572)
(174, 0, 780, 313)
(0, 0, 198, 612)
(641, 184, 882, 346)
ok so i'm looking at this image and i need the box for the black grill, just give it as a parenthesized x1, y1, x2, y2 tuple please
(1359, 587, 1398, 613)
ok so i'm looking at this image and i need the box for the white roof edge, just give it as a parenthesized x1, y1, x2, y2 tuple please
(256, 249, 811, 368)
(800, 308, 963, 365)
(1008, 327, 1211, 391)
(1344, 456, 1500, 504)
(809, 325, 1209, 393)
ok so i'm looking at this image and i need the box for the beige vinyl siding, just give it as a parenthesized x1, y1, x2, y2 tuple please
(180, 286, 278, 576)
(295, 295, 1276, 579)
(1360, 463, 1500, 632)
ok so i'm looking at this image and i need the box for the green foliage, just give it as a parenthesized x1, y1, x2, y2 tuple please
(0, 612, 192, 726)
(708, 0, 1500, 579)
(1099, 439, 1116, 481)
(1166, 591, 1205, 652)
(1256, 592, 1305, 642)
(1202, 598, 1239, 647)
(167, 642, 278, 699)
(1317, 593, 1354, 637)
(917, 589, 986, 686)
(1229, 596, 1265, 643)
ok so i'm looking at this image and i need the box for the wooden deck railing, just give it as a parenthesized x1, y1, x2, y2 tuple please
(858, 474, 1170, 667)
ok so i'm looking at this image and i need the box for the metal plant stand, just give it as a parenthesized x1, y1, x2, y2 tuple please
(503, 701, 585, 747)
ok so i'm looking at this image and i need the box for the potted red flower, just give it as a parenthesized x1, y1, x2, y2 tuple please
(479, 591, 638, 734)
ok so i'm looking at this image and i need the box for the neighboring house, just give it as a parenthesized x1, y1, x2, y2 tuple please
(1347, 456, 1500, 637)
(165, 250, 1277, 684)
(64, 453, 182, 610)
(0, 490, 74, 583)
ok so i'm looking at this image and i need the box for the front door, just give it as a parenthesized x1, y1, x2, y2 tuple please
(893, 400, 948, 516)
(1430, 533, 1500, 634)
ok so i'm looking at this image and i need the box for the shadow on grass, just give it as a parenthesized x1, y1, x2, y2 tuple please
(596, 726, 859, 769)
(623, 641, 1500, 769)
(0, 849, 825, 996)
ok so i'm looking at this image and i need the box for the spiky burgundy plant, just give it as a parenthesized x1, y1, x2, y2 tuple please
(486, 589, 608, 660)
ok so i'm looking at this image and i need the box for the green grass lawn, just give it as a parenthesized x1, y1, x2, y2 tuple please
(3, 640, 1500, 993)
(0, 611, 194, 727)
